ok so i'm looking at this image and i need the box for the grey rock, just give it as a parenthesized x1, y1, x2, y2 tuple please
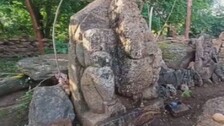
(158, 68, 203, 88)
(197, 97, 224, 126)
(17, 54, 68, 80)
(28, 85, 75, 126)
(110, 0, 155, 59)
(194, 34, 219, 84)
(77, 29, 116, 67)
(158, 42, 195, 69)
(81, 66, 115, 114)
(118, 57, 154, 98)
(86, 51, 113, 68)
(143, 83, 159, 100)
(218, 32, 224, 64)
(68, 0, 113, 119)
(158, 84, 177, 98)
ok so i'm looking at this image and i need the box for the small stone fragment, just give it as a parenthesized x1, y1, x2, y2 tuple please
(212, 113, 224, 124)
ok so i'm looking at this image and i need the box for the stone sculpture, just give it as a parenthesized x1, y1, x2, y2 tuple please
(68, 0, 162, 125)
(193, 34, 224, 84)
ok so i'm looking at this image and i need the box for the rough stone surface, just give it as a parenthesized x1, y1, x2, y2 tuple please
(158, 68, 203, 88)
(194, 34, 219, 84)
(69, 0, 113, 120)
(110, 0, 162, 99)
(68, 0, 162, 125)
(218, 32, 224, 64)
(213, 39, 221, 53)
(158, 84, 177, 98)
(158, 42, 195, 69)
(212, 113, 224, 124)
(28, 85, 75, 126)
(78, 29, 117, 67)
(110, 0, 155, 59)
(0, 38, 52, 58)
(197, 97, 224, 126)
(17, 54, 68, 80)
(0, 75, 35, 97)
(47, 118, 73, 126)
(143, 83, 159, 100)
(118, 57, 154, 98)
(81, 66, 115, 114)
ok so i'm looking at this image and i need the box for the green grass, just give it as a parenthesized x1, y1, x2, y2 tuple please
(0, 58, 21, 78)
(45, 41, 68, 54)
(0, 57, 33, 125)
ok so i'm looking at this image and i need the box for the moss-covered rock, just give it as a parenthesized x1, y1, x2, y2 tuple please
(17, 54, 68, 80)
(158, 42, 195, 69)
(0, 75, 34, 97)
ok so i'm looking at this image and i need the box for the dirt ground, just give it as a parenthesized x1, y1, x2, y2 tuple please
(1, 83, 224, 126)
(0, 90, 29, 126)
(151, 83, 224, 126)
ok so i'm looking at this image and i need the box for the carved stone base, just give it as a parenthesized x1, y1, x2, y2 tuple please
(79, 99, 163, 126)
(82, 112, 109, 126)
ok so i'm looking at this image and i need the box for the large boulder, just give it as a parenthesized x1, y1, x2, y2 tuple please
(158, 42, 195, 69)
(28, 85, 75, 126)
(17, 54, 68, 80)
(197, 97, 224, 126)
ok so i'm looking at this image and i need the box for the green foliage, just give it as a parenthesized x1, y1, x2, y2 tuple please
(19, 90, 33, 108)
(0, 58, 20, 73)
(141, 0, 224, 37)
(142, 0, 187, 34)
(45, 41, 68, 54)
(0, 1, 32, 38)
(181, 89, 192, 98)
(31, 0, 89, 40)
(191, 10, 224, 37)
(0, 0, 223, 40)
(0, 0, 89, 41)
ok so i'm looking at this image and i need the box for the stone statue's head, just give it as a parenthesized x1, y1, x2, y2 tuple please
(201, 34, 212, 47)
(90, 51, 112, 67)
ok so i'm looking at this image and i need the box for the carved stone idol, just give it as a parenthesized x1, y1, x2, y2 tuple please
(68, 0, 162, 125)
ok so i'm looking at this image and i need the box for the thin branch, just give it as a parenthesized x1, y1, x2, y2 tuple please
(155, 0, 177, 42)
(149, 6, 153, 32)
(52, 0, 64, 74)
(147, 3, 150, 29)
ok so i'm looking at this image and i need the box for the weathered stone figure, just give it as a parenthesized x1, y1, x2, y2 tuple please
(68, 0, 162, 125)
(194, 34, 219, 84)
(109, 0, 162, 100)
(81, 51, 125, 114)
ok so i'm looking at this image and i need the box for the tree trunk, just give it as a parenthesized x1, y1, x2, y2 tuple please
(33, 6, 45, 38)
(44, 2, 53, 38)
(25, 0, 45, 54)
(185, 0, 192, 41)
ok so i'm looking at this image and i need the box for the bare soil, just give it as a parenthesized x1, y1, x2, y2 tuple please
(0, 90, 29, 126)
(151, 83, 224, 126)
(1, 80, 224, 126)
